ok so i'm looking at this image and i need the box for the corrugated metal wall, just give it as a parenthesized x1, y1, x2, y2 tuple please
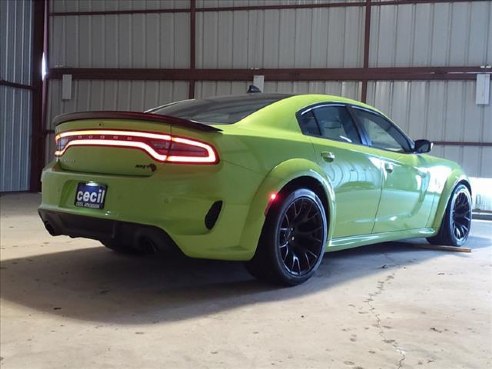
(194, 81, 360, 99)
(51, 0, 190, 12)
(195, 0, 363, 7)
(366, 80, 492, 178)
(45, 80, 188, 155)
(1, 0, 33, 192)
(370, 2, 492, 67)
(46, 0, 492, 178)
(196, 7, 364, 68)
(50, 13, 190, 68)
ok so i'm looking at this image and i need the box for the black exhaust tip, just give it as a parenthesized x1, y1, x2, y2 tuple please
(136, 234, 159, 254)
(44, 221, 60, 236)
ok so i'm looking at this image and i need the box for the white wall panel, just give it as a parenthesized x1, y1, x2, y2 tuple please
(194, 81, 250, 98)
(194, 81, 360, 99)
(50, 13, 190, 68)
(1, 0, 32, 85)
(196, 0, 362, 7)
(51, 0, 190, 12)
(47, 80, 188, 125)
(367, 80, 492, 178)
(45, 80, 188, 161)
(196, 7, 364, 68)
(264, 81, 360, 99)
(370, 2, 492, 67)
(0, 87, 32, 192)
(1, 0, 33, 192)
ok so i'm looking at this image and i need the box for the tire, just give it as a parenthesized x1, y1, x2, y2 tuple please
(427, 183, 472, 246)
(245, 188, 328, 286)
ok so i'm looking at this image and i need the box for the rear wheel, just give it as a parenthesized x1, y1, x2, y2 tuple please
(427, 183, 472, 246)
(245, 189, 328, 286)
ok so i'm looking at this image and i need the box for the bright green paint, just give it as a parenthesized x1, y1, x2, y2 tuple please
(39, 94, 469, 260)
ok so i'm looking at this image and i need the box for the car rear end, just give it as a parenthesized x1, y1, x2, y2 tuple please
(38, 111, 268, 260)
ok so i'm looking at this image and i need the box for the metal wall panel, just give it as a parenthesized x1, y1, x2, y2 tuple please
(1, 0, 33, 85)
(45, 80, 188, 160)
(196, 7, 364, 68)
(194, 81, 360, 99)
(196, 0, 362, 7)
(264, 81, 360, 99)
(194, 81, 250, 98)
(50, 13, 190, 68)
(0, 87, 33, 192)
(366, 80, 492, 178)
(370, 2, 492, 67)
(51, 0, 190, 13)
(47, 79, 189, 123)
(0, 0, 33, 192)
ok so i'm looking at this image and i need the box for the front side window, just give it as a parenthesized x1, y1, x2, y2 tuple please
(353, 109, 411, 152)
(298, 105, 361, 144)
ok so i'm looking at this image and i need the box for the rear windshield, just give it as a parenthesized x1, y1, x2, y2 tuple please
(148, 94, 289, 124)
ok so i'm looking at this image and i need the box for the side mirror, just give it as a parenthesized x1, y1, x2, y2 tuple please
(414, 139, 433, 154)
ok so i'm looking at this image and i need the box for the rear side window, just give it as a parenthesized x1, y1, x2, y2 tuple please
(298, 105, 361, 144)
(298, 110, 321, 136)
(148, 95, 288, 124)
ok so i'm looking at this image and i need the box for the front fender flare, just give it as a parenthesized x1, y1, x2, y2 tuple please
(431, 169, 471, 231)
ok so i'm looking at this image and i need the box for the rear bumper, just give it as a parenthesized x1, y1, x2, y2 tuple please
(38, 161, 265, 261)
(39, 209, 180, 254)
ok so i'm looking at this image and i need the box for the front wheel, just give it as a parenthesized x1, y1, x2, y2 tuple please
(427, 183, 472, 246)
(245, 189, 328, 286)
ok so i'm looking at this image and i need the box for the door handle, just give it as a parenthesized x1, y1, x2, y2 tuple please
(321, 151, 335, 162)
(384, 162, 394, 173)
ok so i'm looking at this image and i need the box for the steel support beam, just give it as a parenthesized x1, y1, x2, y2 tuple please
(30, 0, 46, 192)
(48, 66, 487, 82)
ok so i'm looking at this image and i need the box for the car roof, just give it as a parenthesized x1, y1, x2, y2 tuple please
(218, 93, 384, 116)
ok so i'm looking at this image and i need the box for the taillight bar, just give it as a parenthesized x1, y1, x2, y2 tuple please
(55, 130, 218, 164)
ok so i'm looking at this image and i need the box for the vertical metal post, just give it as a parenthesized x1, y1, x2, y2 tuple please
(361, 0, 371, 103)
(30, 0, 46, 192)
(188, 0, 196, 99)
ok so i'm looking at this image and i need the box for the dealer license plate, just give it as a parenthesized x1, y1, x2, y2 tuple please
(74, 182, 107, 209)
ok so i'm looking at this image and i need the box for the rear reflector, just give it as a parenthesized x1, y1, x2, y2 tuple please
(55, 130, 218, 164)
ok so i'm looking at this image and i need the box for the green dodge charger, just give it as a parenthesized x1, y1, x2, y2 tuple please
(39, 93, 472, 285)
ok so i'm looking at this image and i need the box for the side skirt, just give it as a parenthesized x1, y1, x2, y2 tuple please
(326, 228, 436, 252)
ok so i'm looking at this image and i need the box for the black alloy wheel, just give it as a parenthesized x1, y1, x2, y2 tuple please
(245, 188, 328, 286)
(450, 187, 472, 243)
(427, 183, 472, 246)
(277, 196, 325, 276)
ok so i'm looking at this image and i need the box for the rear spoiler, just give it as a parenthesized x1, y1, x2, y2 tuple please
(53, 111, 222, 133)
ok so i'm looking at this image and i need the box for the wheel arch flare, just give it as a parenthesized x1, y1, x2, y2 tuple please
(431, 168, 471, 232)
(238, 158, 336, 259)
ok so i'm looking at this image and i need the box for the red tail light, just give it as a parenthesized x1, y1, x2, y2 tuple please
(55, 130, 219, 164)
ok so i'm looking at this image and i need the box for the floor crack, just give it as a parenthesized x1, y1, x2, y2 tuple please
(365, 253, 406, 369)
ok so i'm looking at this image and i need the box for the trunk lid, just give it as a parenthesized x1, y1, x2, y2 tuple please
(54, 111, 221, 176)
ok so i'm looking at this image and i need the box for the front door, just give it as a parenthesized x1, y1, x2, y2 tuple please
(298, 104, 383, 238)
(351, 108, 434, 233)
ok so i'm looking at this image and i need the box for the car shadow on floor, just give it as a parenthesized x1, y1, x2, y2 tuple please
(0, 233, 490, 325)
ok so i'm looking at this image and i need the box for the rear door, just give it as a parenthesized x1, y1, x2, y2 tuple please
(298, 104, 383, 238)
(350, 107, 434, 232)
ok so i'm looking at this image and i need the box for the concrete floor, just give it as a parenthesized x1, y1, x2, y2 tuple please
(1, 193, 491, 369)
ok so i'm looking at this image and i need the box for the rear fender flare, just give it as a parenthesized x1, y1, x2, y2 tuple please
(239, 158, 335, 259)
